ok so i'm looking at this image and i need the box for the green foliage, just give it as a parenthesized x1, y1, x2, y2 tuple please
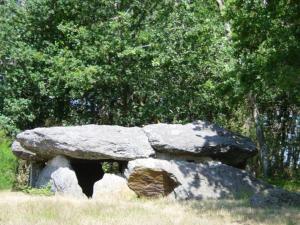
(267, 178, 300, 193)
(226, 0, 300, 100)
(102, 161, 120, 174)
(0, 0, 232, 130)
(22, 182, 54, 196)
(226, 0, 300, 113)
(0, 0, 299, 180)
(0, 131, 17, 189)
(225, 0, 300, 177)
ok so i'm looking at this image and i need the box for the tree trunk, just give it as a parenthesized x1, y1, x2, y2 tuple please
(216, 0, 225, 10)
(250, 94, 270, 177)
(216, 0, 231, 37)
(279, 106, 287, 171)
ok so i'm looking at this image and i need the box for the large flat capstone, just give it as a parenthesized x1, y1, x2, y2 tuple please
(11, 141, 42, 161)
(16, 125, 155, 161)
(143, 121, 257, 167)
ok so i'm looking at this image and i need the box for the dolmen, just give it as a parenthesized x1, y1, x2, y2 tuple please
(12, 121, 300, 207)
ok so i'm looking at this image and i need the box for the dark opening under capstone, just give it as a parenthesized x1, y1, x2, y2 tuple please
(70, 159, 104, 197)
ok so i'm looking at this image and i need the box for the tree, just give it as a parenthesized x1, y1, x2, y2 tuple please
(0, 0, 231, 132)
(226, 0, 300, 177)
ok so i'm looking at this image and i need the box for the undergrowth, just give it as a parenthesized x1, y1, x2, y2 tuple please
(22, 183, 54, 196)
(0, 131, 17, 190)
(267, 177, 300, 193)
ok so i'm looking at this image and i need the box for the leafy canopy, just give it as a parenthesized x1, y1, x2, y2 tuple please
(0, 0, 231, 131)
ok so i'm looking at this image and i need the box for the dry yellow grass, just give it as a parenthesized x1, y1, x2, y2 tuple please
(0, 190, 299, 225)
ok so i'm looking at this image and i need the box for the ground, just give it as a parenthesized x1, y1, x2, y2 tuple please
(0, 190, 299, 225)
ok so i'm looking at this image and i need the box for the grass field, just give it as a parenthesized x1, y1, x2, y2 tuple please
(0, 190, 299, 225)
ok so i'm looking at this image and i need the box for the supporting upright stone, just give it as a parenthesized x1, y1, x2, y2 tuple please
(36, 155, 85, 198)
(93, 174, 135, 198)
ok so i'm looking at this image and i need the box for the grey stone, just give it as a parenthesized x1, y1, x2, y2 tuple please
(125, 158, 270, 200)
(92, 174, 134, 198)
(11, 141, 42, 161)
(51, 167, 86, 198)
(16, 125, 155, 161)
(36, 155, 85, 198)
(250, 188, 300, 208)
(143, 121, 257, 167)
(29, 162, 44, 187)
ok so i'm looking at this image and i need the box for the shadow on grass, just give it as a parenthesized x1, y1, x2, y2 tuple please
(186, 199, 300, 225)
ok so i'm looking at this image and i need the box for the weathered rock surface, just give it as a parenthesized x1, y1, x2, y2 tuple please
(125, 159, 270, 200)
(127, 167, 180, 197)
(11, 141, 41, 161)
(13, 122, 261, 199)
(16, 125, 155, 161)
(143, 121, 257, 167)
(92, 174, 134, 198)
(36, 155, 85, 198)
(51, 167, 86, 198)
(250, 188, 300, 208)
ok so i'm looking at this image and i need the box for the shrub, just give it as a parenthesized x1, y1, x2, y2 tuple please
(22, 183, 54, 196)
(0, 131, 17, 190)
(13, 159, 30, 191)
(102, 161, 120, 174)
(267, 177, 300, 193)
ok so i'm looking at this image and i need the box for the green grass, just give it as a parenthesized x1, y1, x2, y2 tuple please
(0, 131, 17, 190)
(0, 191, 299, 225)
(22, 183, 54, 196)
(267, 177, 300, 193)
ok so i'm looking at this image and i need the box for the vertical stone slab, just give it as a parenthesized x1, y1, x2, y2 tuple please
(36, 155, 85, 198)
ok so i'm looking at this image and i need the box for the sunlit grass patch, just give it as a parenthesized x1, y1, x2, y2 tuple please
(0, 191, 298, 225)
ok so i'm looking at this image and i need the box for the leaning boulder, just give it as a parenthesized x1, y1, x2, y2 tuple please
(143, 121, 257, 167)
(125, 158, 270, 200)
(36, 155, 85, 198)
(16, 125, 155, 161)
